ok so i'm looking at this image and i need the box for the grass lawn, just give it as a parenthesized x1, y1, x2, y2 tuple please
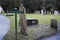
(4, 14, 60, 40)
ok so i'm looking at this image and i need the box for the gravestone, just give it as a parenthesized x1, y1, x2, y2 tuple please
(41, 9, 44, 15)
(51, 8, 54, 14)
(57, 23, 60, 32)
(54, 10, 59, 15)
(51, 19, 57, 29)
(50, 12, 51, 14)
(0, 6, 4, 13)
(46, 11, 51, 14)
(26, 18, 38, 26)
(44, 10, 46, 14)
(35, 10, 40, 14)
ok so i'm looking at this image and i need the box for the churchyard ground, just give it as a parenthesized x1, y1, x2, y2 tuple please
(4, 14, 60, 40)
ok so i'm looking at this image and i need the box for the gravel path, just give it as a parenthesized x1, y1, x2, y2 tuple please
(37, 23, 60, 40)
(37, 32, 60, 40)
(0, 14, 10, 40)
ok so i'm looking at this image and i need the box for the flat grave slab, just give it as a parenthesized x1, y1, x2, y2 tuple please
(26, 18, 38, 25)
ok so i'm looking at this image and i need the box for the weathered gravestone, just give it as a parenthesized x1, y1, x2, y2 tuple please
(51, 19, 57, 29)
(54, 10, 59, 15)
(35, 10, 40, 14)
(51, 8, 54, 14)
(57, 23, 60, 32)
(0, 6, 4, 13)
(26, 18, 38, 26)
(41, 9, 44, 15)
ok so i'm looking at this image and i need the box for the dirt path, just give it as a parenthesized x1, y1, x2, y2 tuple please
(37, 32, 60, 40)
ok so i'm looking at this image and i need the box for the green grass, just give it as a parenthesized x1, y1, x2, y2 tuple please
(26, 14, 60, 24)
(4, 14, 60, 40)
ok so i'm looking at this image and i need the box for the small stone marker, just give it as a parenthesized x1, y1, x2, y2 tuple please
(51, 8, 54, 14)
(41, 9, 44, 15)
(35, 10, 40, 14)
(0, 6, 4, 13)
(54, 10, 59, 15)
(51, 19, 57, 29)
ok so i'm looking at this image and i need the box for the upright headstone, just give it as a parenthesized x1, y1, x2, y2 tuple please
(50, 12, 51, 14)
(43, 10, 46, 14)
(0, 6, 4, 13)
(51, 19, 57, 29)
(51, 8, 54, 14)
(41, 9, 44, 15)
(57, 23, 60, 32)
(54, 10, 59, 15)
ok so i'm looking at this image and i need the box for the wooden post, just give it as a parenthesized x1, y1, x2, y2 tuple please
(19, 4, 27, 35)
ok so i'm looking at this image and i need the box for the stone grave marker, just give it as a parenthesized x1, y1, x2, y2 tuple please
(51, 19, 57, 29)
(57, 22, 60, 32)
(35, 10, 40, 14)
(41, 9, 44, 15)
(0, 6, 4, 13)
(54, 10, 59, 15)
(26, 18, 38, 26)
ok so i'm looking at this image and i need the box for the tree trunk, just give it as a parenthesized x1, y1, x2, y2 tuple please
(19, 14, 27, 35)
(19, 4, 27, 35)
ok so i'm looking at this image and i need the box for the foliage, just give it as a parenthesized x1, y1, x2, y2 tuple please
(0, 0, 60, 12)
(23, 0, 59, 13)
(0, 0, 20, 12)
